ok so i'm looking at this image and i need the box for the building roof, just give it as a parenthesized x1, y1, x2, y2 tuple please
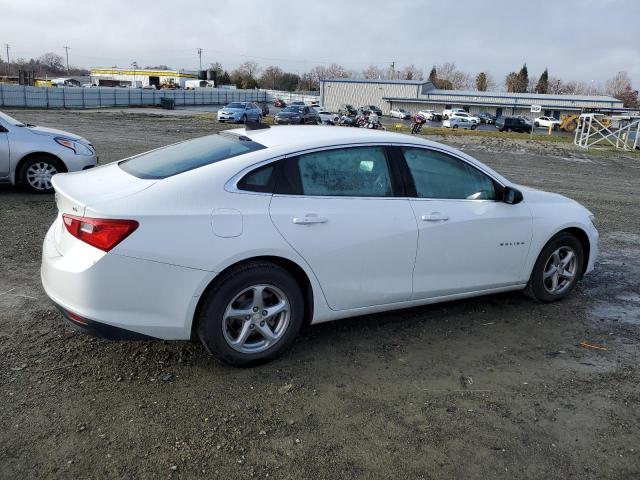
(425, 89, 621, 104)
(321, 77, 430, 86)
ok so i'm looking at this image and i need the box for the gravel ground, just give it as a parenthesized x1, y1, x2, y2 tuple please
(1, 109, 639, 480)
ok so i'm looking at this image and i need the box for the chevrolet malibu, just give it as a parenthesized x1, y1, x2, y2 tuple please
(41, 126, 598, 365)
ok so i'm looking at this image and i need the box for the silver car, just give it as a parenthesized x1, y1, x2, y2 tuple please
(0, 111, 96, 193)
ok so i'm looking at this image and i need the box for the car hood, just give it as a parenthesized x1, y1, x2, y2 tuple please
(27, 125, 84, 141)
(221, 108, 244, 113)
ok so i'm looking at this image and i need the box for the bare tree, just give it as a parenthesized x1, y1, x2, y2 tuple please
(38, 53, 65, 74)
(259, 65, 284, 90)
(436, 62, 471, 90)
(606, 71, 638, 106)
(362, 65, 385, 80)
(237, 61, 259, 79)
(401, 64, 423, 81)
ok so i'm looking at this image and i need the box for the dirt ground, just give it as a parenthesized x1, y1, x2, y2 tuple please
(1, 109, 639, 480)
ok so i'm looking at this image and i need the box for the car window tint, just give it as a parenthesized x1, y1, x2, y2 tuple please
(120, 133, 266, 179)
(297, 147, 392, 197)
(402, 148, 497, 200)
(238, 163, 275, 193)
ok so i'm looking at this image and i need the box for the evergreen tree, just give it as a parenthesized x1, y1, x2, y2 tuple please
(475, 72, 488, 91)
(516, 63, 529, 93)
(535, 68, 549, 94)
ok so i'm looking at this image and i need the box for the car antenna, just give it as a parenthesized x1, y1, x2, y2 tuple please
(245, 121, 270, 131)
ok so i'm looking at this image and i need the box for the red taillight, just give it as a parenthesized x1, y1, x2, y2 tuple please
(62, 214, 138, 252)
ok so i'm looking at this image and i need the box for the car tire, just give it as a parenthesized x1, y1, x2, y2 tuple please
(257, 114, 262, 123)
(18, 156, 65, 194)
(242, 114, 247, 124)
(196, 261, 305, 366)
(535, 121, 540, 127)
(525, 232, 584, 303)
(452, 125, 458, 129)
(471, 124, 477, 130)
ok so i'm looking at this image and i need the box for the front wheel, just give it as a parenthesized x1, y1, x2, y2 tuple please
(525, 233, 584, 302)
(452, 125, 458, 129)
(196, 262, 305, 366)
(471, 124, 477, 130)
(19, 156, 65, 194)
(242, 114, 247, 124)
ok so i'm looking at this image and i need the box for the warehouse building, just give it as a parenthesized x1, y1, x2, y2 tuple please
(320, 78, 626, 118)
(90, 68, 199, 88)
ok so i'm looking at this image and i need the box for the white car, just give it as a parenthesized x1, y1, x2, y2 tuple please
(418, 110, 439, 120)
(42, 126, 598, 366)
(313, 107, 340, 125)
(443, 117, 477, 130)
(535, 116, 561, 129)
(442, 108, 467, 119)
(390, 108, 411, 119)
(449, 111, 480, 124)
(0, 111, 97, 193)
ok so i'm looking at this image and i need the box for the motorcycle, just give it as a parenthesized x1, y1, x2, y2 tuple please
(411, 113, 427, 134)
(337, 114, 358, 127)
(361, 112, 385, 130)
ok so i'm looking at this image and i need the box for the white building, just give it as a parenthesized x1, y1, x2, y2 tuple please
(320, 78, 626, 119)
(90, 68, 199, 88)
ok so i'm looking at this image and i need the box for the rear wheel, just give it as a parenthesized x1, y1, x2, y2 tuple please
(196, 262, 305, 366)
(19, 156, 65, 194)
(525, 233, 584, 302)
(242, 114, 247, 124)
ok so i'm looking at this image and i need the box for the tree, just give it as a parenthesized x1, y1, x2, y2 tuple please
(259, 65, 284, 90)
(144, 64, 172, 70)
(38, 53, 65, 74)
(401, 64, 423, 81)
(475, 72, 488, 91)
(219, 71, 232, 85)
(606, 71, 638, 107)
(428, 66, 437, 85)
(517, 63, 529, 93)
(279, 72, 300, 91)
(505, 72, 520, 92)
(434, 62, 471, 90)
(535, 68, 549, 94)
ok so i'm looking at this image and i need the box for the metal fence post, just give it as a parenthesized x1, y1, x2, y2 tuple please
(0, 83, 4, 106)
(45, 86, 49, 108)
(98, 87, 102, 106)
(23, 85, 27, 107)
(62, 87, 66, 109)
(82, 87, 85, 108)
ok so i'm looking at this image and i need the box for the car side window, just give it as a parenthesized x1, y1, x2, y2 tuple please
(402, 148, 497, 200)
(237, 163, 276, 193)
(294, 147, 393, 197)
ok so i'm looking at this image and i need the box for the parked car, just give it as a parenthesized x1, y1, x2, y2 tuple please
(535, 116, 561, 129)
(442, 108, 467, 119)
(217, 102, 263, 123)
(443, 117, 477, 130)
(258, 103, 269, 116)
(0, 111, 97, 193)
(496, 116, 533, 133)
(449, 111, 480, 124)
(290, 101, 306, 107)
(338, 104, 358, 116)
(313, 107, 340, 125)
(273, 98, 287, 108)
(360, 105, 383, 116)
(418, 109, 442, 121)
(274, 105, 319, 125)
(42, 126, 598, 366)
(390, 108, 411, 119)
(478, 112, 496, 124)
(308, 99, 320, 107)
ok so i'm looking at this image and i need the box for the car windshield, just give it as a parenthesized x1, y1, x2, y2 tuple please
(0, 111, 26, 126)
(282, 106, 302, 113)
(226, 103, 246, 109)
(119, 132, 266, 179)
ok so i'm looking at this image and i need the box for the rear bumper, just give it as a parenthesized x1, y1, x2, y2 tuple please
(41, 220, 210, 340)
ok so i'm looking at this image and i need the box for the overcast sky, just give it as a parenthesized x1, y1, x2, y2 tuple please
(3, 0, 639, 87)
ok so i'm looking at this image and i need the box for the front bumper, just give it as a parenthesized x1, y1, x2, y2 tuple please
(217, 112, 241, 122)
(41, 219, 210, 340)
(275, 117, 300, 124)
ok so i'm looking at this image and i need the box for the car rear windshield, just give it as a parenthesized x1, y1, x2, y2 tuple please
(119, 133, 266, 179)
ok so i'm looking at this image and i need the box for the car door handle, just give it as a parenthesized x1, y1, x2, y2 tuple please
(292, 215, 328, 225)
(421, 213, 450, 222)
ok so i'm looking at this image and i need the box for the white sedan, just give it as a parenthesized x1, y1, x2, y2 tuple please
(449, 111, 480, 124)
(390, 108, 411, 119)
(42, 126, 598, 366)
(535, 116, 561, 128)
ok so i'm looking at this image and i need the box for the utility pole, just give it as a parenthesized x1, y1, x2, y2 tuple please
(197, 48, 202, 71)
(4, 44, 9, 77)
(63, 45, 70, 74)
(390, 61, 395, 79)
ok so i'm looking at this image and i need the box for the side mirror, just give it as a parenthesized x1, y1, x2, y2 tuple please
(503, 186, 523, 205)
(0, 124, 7, 133)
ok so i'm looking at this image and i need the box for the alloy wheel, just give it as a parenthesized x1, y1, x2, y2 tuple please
(222, 284, 290, 354)
(543, 246, 578, 295)
(26, 162, 58, 191)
